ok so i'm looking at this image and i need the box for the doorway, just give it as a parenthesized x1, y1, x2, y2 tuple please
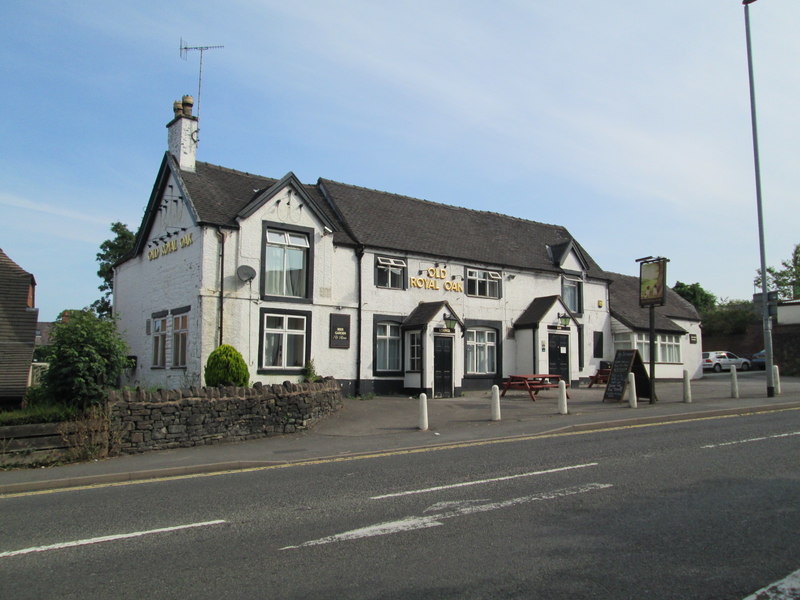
(548, 333, 570, 381)
(433, 336, 453, 398)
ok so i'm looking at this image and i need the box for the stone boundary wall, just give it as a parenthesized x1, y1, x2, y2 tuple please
(108, 378, 343, 454)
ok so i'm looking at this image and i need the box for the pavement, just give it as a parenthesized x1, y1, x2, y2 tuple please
(2, 372, 799, 496)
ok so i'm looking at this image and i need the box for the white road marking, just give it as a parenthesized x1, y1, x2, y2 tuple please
(742, 566, 800, 599)
(0, 520, 226, 559)
(281, 482, 612, 550)
(370, 462, 599, 500)
(701, 431, 800, 449)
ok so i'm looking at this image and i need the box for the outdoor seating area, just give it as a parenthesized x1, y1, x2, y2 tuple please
(500, 374, 569, 402)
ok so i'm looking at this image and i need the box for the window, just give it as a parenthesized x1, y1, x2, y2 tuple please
(562, 277, 583, 313)
(262, 313, 307, 369)
(172, 314, 188, 367)
(593, 331, 604, 359)
(264, 229, 309, 298)
(376, 256, 406, 289)
(466, 328, 497, 374)
(152, 317, 167, 368)
(376, 322, 401, 372)
(408, 331, 422, 372)
(634, 332, 682, 363)
(466, 269, 501, 298)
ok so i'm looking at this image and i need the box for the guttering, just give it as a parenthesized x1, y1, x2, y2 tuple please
(215, 227, 226, 346)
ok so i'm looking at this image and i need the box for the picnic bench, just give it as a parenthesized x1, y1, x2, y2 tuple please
(500, 374, 570, 402)
(587, 368, 611, 388)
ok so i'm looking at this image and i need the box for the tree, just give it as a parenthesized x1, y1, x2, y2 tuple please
(672, 281, 717, 315)
(92, 222, 135, 319)
(204, 345, 250, 387)
(755, 243, 800, 301)
(44, 310, 130, 409)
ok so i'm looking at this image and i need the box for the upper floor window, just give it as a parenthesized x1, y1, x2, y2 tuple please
(376, 256, 406, 290)
(264, 229, 309, 298)
(562, 277, 583, 313)
(466, 269, 501, 298)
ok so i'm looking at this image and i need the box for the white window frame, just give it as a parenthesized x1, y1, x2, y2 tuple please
(466, 269, 501, 298)
(465, 328, 497, 375)
(375, 322, 401, 372)
(152, 317, 167, 368)
(562, 276, 582, 313)
(172, 314, 188, 368)
(376, 256, 406, 289)
(264, 229, 310, 298)
(408, 330, 422, 372)
(631, 332, 682, 364)
(262, 313, 307, 369)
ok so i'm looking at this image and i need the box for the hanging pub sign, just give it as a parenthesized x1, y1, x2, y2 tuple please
(639, 257, 668, 307)
(329, 314, 350, 349)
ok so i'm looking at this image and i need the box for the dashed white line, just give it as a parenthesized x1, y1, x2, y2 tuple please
(701, 431, 800, 449)
(282, 482, 612, 549)
(0, 520, 226, 558)
(370, 462, 599, 500)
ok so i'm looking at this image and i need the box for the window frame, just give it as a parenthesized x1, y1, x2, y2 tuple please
(152, 316, 167, 369)
(465, 327, 498, 375)
(465, 268, 502, 299)
(561, 276, 583, 314)
(373, 316, 403, 376)
(172, 313, 189, 368)
(258, 308, 312, 374)
(261, 222, 314, 304)
(407, 330, 422, 373)
(375, 256, 407, 290)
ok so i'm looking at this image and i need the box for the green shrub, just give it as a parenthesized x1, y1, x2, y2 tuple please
(44, 310, 129, 410)
(204, 344, 249, 387)
(302, 359, 321, 382)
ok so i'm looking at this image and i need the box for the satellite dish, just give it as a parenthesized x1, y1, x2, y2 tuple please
(236, 265, 257, 282)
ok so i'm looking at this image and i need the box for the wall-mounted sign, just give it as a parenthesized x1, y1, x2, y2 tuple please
(639, 258, 667, 307)
(148, 232, 193, 261)
(409, 267, 464, 293)
(329, 314, 350, 349)
(689, 334, 698, 344)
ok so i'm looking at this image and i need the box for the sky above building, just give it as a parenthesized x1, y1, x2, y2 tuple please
(1, 1, 797, 322)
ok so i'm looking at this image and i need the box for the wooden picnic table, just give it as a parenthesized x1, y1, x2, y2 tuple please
(500, 374, 570, 402)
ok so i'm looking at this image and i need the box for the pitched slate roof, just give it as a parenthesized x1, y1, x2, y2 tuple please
(514, 295, 563, 329)
(0, 249, 38, 402)
(606, 272, 700, 334)
(319, 178, 606, 276)
(403, 301, 463, 329)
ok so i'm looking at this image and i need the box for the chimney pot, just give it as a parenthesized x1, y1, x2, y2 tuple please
(181, 95, 194, 117)
(173, 100, 183, 117)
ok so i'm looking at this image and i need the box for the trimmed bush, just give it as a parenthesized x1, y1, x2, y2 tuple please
(204, 344, 249, 387)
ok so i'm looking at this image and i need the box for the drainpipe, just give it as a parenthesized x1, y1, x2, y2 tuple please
(355, 245, 364, 397)
(215, 227, 226, 347)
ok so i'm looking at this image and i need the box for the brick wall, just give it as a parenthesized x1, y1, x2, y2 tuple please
(108, 378, 343, 454)
(774, 324, 800, 377)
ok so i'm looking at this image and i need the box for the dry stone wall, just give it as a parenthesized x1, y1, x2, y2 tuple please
(108, 378, 343, 454)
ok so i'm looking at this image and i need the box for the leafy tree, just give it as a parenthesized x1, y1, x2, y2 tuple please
(44, 309, 130, 409)
(701, 299, 755, 337)
(204, 345, 249, 387)
(754, 242, 800, 301)
(672, 281, 717, 314)
(92, 222, 135, 319)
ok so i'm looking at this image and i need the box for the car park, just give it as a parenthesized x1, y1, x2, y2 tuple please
(702, 351, 751, 372)
(751, 349, 766, 370)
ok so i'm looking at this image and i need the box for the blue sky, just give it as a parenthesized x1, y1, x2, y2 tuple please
(1, 1, 798, 321)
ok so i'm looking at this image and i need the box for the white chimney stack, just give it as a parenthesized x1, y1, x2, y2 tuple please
(167, 95, 198, 172)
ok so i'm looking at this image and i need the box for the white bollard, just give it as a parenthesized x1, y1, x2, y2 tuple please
(628, 372, 637, 408)
(418, 393, 428, 431)
(683, 370, 692, 404)
(558, 380, 568, 415)
(773, 364, 781, 396)
(731, 365, 739, 399)
(491, 385, 501, 421)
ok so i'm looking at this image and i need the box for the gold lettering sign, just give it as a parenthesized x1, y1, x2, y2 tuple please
(148, 232, 193, 261)
(409, 266, 463, 294)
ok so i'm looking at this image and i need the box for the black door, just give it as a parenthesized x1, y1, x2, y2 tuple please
(548, 333, 570, 381)
(433, 336, 453, 398)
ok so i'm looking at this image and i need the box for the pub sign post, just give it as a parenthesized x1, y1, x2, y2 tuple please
(637, 256, 669, 404)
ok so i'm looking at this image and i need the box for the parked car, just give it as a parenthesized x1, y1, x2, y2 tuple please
(702, 351, 751, 372)
(751, 349, 766, 370)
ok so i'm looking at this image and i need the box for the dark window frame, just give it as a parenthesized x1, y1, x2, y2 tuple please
(260, 222, 314, 304)
(258, 307, 312, 375)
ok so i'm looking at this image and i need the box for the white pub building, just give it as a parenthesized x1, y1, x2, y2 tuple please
(113, 97, 703, 397)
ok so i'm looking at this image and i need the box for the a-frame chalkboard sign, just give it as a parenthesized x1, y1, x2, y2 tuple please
(602, 349, 654, 403)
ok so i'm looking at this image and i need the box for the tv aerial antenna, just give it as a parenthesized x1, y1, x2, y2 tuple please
(179, 38, 224, 120)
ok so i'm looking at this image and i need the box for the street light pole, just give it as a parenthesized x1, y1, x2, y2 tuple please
(743, 0, 775, 397)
